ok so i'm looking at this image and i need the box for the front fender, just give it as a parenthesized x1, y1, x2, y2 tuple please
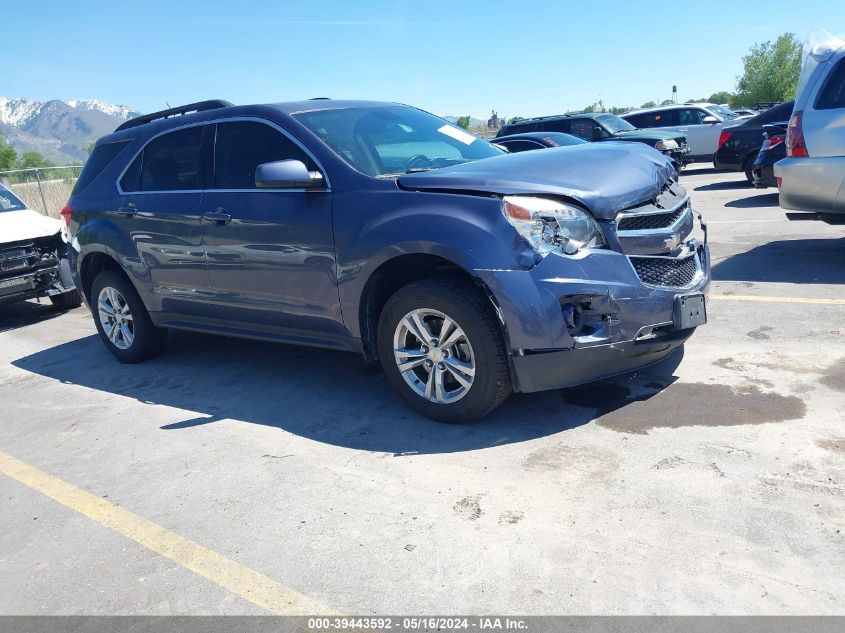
(334, 189, 538, 340)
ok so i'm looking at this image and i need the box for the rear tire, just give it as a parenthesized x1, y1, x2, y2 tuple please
(90, 271, 166, 363)
(49, 289, 82, 310)
(377, 276, 511, 422)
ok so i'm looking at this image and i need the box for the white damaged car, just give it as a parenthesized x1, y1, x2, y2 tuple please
(0, 183, 81, 308)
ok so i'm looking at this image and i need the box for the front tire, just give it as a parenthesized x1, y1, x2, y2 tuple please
(49, 289, 82, 310)
(90, 271, 166, 363)
(377, 276, 511, 422)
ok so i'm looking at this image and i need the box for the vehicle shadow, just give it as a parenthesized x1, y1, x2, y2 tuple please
(11, 332, 684, 455)
(0, 300, 73, 334)
(694, 180, 751, 191)
(712, 237, 845, 285)
(724, 193, 780, 208)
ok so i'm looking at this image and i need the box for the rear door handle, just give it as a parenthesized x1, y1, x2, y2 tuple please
(204, 208, 232, 225)
(117, 204, 137, 217)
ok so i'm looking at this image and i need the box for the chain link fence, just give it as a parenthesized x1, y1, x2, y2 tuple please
(0, 165, 82, 219)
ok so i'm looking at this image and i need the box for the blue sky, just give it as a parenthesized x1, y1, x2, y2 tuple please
(3, 0, 843, 118)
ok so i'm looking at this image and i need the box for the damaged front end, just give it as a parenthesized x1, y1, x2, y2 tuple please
(0, 233, 77, 305)
(477, 178, 710, 393)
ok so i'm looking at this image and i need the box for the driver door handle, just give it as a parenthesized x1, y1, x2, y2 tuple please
(204, 208, 232, 225)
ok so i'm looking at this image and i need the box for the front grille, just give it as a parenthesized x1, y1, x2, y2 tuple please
(618, 205, 687, 231)
(631, 253, 698, 288)
(0, 244, 38, 274)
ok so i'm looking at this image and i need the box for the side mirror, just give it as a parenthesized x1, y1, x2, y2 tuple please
(702, 116, 720, 124)
(255, 160, 324, 189)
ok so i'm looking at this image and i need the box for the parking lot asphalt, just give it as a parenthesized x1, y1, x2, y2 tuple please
(1, 165, 843, 615)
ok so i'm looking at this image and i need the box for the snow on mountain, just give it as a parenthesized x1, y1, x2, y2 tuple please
(1, 97, 141, 128)
(0, 97, 45, 127)
(1, 97, 143, 164)
(66, 99, 141, 121)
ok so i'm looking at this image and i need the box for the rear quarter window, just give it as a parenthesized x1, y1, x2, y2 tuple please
(816, 58, 845, 110)
(72, 141, 130, 194)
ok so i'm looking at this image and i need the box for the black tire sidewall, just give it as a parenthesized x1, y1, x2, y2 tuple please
(90, 271, 164, 363)
(377, 279, 510, 422)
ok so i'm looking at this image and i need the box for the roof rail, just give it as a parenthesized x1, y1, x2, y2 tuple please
(115, 99, 234, 132)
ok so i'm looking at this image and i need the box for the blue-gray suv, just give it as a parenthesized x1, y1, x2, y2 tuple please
(66, 99, 710, 422)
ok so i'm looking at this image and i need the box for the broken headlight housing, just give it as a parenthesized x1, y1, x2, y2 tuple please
(502, 196, 607, 256)
(655, 140, 679, 151)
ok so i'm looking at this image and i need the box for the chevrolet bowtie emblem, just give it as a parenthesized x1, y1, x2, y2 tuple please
(663, 234, 681, 251)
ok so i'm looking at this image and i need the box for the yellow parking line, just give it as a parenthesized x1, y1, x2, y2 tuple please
(710, 294, 845, 305)
(0, 450, 337, 615)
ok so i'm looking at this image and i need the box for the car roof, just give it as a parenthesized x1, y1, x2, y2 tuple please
(626, 103, 715, 115)
(503, 111, 608, 126)
(495, 131, 579, 142)
(97, 99, 407, 144)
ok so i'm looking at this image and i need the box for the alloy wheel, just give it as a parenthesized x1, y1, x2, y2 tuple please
(97, 286, 134, 350)
(393, 308, 476, 404)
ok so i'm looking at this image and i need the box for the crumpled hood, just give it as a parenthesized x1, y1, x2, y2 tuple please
(0, 209, 63, 243)
(398, 142, 676, 219)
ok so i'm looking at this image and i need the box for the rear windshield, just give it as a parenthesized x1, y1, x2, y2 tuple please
(0, 184, 27, 212)
(293, 106, 504, 177)
(73, 141, 130, 194)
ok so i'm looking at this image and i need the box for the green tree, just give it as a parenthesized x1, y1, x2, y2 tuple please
(582, 104, 595, 113)
(0, 131, 16, 171)
(609, 106, 628, 115)
(85, 141, 96, 155)
(734, 33, 802, 107)
(455, 116, 471, 130)
(508, 116, 524, 124)
(17, 152, 54, 169)
(640, 100, 657, 109)
(709, 91, 735, 104)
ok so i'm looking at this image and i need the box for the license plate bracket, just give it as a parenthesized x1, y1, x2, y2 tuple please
(674, 293, 707, 329)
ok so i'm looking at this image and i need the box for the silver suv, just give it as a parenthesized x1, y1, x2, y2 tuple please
(623, 103, 747, 162)
(775, 37, 845, 219)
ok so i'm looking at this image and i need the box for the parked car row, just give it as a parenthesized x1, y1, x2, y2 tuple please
(495, 112, 692, 170)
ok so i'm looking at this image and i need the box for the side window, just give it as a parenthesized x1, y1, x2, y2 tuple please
(541, 119, 570, 134)
(678, 109, 707, 125)
(214, 121, 314, 189)
(74, 141, 129, 194)
(624, 113, 647, 128)
(122, 126, 205, 192)
(631, 110, 678, 128)
(567, 119, 601, 140)
(816, 59, 845, 110)
(499, 140, 542, 153)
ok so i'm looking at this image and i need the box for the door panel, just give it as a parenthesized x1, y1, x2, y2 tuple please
(201, 120, 345, 348)
(201, 191, 343, 345)
(116, 125, 220, 327)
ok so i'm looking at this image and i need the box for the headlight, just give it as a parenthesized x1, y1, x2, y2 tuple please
(655, 140, 679, 151)
(502, 196, 607, 255)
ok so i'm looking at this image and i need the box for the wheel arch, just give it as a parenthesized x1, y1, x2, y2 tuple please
(357, 252, 503, 362)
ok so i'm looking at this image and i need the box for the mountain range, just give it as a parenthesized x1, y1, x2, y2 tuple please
(0, 97, 142, 165)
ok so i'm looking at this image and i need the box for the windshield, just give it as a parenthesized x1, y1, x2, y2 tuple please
(293, 106, 505, 177)
(706, 104, 739, 119)
(0, 184, 27, 212)
(596, 114, 636, 133)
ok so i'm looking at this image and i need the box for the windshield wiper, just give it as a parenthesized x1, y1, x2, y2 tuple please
(405, 167, 434, 173)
